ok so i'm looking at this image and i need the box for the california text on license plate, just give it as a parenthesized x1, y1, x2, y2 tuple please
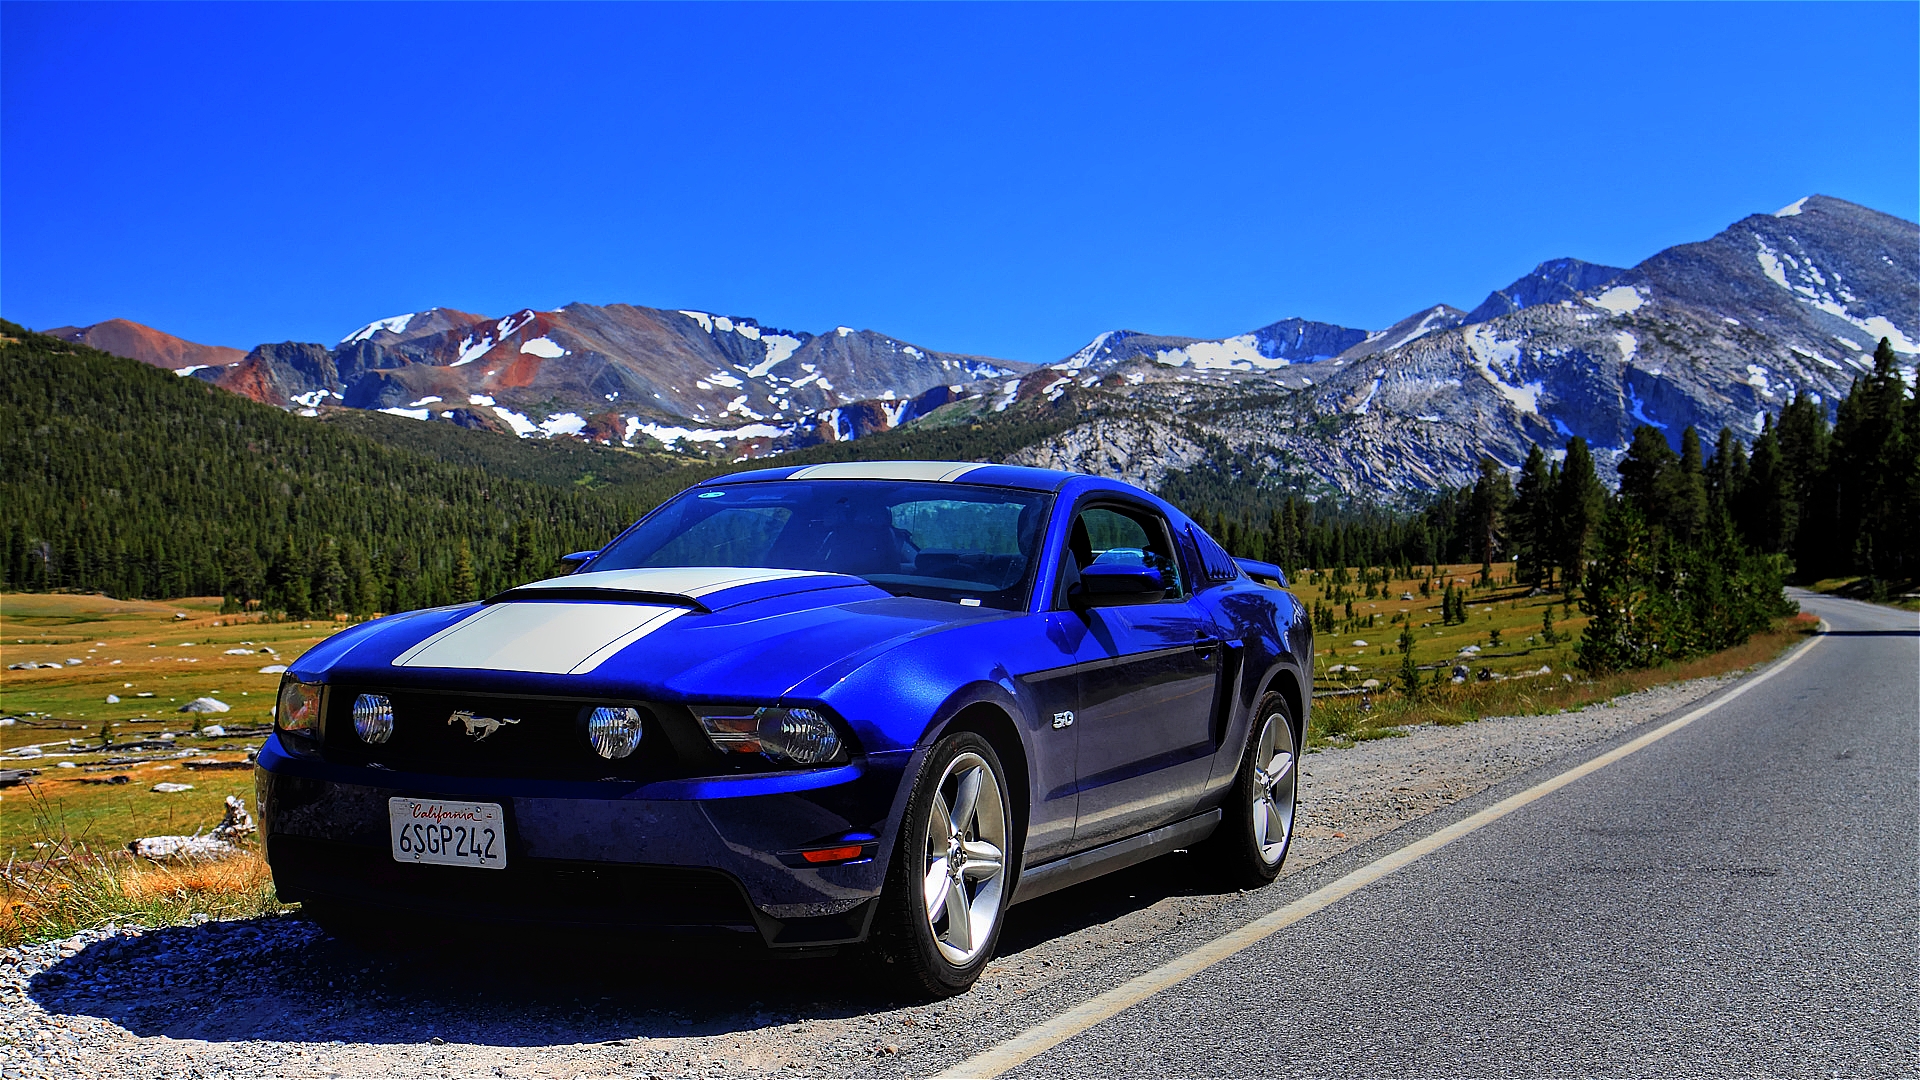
(388, 797, 507, 869)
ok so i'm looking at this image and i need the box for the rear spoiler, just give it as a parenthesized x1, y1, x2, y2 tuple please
(1233, 558, 1288, 588)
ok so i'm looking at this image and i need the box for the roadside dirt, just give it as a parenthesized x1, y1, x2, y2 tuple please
(0, 673, 1737, 1080)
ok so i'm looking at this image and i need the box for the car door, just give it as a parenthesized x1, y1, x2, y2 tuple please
(1064, 502, 1226, 848)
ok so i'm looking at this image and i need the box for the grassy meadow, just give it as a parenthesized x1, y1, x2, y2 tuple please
(0, 575, 1815, 945)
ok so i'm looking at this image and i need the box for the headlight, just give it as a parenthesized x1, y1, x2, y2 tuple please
(692, 706, 843, 765)
(586, 706, 645, 760)
(352, 694, 393, 744)
(275, 678, 323, 738)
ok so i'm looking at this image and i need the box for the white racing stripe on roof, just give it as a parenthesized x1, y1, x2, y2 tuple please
(392, 603, 686, 675)
(783, 461, 987, 482)
(519, 566, 833, 598)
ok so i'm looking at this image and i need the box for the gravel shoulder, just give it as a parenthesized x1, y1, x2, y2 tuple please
(1, 672, 1740, 1080)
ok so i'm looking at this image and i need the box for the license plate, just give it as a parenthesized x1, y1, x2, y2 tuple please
(388, 797, 507, 869)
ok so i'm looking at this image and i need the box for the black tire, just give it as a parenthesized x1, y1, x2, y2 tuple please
(869, 730, 1018, 999)
(1200, 691, 1300, 889)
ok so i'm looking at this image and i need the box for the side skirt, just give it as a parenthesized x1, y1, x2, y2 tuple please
(1011, 808, 1222, 906)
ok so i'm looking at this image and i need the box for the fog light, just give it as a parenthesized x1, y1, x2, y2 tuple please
(352, 694, 393, 744)
(587, 706, 645, 760)
(760, 707, 841, 765)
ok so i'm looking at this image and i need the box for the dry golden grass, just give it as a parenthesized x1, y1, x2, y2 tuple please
(1308, 613, 1820, 747)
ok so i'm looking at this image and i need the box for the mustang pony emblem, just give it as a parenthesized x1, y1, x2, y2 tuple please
(448, 710, 520, 741)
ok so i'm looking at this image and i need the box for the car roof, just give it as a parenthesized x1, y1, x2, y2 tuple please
(700, 460, 1087, 494)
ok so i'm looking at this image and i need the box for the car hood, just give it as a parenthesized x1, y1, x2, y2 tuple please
(298, 566, 1013, 701)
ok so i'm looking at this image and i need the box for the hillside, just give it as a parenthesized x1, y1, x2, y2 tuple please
(44, 318, 246, 370)
(0, 322, 1101, 606)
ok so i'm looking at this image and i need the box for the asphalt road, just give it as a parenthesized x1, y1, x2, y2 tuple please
(976, 591, 1918, 1078)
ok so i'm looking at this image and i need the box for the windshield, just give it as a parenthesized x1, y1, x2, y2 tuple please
(591, 481, 1052, 611)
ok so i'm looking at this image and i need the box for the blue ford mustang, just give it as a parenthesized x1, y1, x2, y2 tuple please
(258, 461, 1312, 996)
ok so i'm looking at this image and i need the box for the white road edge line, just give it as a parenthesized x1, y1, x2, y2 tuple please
(934, 622, 1832, 1080)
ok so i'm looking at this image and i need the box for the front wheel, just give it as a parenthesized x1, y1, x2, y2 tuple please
(1200, 691, 1299, 888)
(871, 731, 1016, 998)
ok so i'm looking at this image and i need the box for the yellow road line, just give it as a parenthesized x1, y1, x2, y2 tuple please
(934, 624, 1831, 1079)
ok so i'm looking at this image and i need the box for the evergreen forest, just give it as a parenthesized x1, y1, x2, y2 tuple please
(4, 321, 1912, 672)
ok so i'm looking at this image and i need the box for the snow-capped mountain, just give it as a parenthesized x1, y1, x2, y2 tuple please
(46, 196, 1915, 502)
(993, 195, 1917, 497)
(149, 303, 1029, 452)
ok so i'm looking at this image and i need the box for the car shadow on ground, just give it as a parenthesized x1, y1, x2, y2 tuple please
(26, 849, 1234, 1047)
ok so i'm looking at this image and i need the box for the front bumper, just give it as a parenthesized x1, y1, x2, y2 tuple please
(255, 734, 911, 948)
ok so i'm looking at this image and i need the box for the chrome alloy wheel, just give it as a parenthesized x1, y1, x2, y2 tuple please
(1251, 711, 1298, 865)
(921, 750, 1008, 965)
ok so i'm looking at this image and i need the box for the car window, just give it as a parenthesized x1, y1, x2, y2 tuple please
(637, 506, 791, 567)
(592, 481, 1050, 611)
(1059, 503, 1186, 606)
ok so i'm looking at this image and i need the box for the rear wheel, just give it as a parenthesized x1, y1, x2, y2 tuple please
(871, 731, 1016, 998)
(1201, 691, 1299, 888)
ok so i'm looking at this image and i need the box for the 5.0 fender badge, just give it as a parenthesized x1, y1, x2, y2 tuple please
(449, 710, 520, 741)
(1052, 711, 1075, 730)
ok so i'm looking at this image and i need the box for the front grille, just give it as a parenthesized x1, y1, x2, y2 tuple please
(270, 835, 759, 932)
(318, 687, 717, 781)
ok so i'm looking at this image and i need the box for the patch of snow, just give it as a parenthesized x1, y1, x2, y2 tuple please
(1462, 324, 1543, 415)
(540, 412, 587, 437)
(680, 311, 714, 333)
(519, 337, 567, 359)
(451, 334, 495, 367)
(1059, 331, 1115, 371)
(1155, 334, 1287, 372)
(1855, 316, 1919, 354)
(496, 310, 536, 340)
(289, 389, 331, 408)
(1587, 286, 1646, 315)
(492, 406, 538, 437)
(1416, 414, 1442, 423)
(1774, 197, 1809, 217)
(744, 334, 803, 378)
(835, 326, 854, 337)
(1834, 335, 1863, 352)
(468, 393, 496, 407)
(903, 345, 924, 359)
(994, 378, 1022, 413)
(341, 313, 415, 344)
(1746, 365, 1774, 395)
(706, 371, 744, 389)
(636, 421, 790, 449)
(380, 407, 431, 421)
(405, 395, 443, 408)
(713, 315, 735, 334)
(1625, 382, 1666, 430)
(1724, 317, 1741, 326)
(176, 365, 209, 377)
(1612, 331, 1638, 363)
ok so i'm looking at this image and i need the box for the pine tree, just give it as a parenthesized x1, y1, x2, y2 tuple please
(452, 538, 478, 603)
(1553, 437, 1605, 592)
(1468, 457, 1512, 568)
(1662, 426, 1710, 545)
(1618, 424, 1678, 532)
(1511, 445, 1556, 588)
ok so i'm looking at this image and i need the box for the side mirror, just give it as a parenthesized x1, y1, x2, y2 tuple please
(1072, 563, 1169, 607)
(559, 550, 599, 575)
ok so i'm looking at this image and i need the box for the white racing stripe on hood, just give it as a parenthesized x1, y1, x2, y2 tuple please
(392, 602, 686, 675)
(783, 461, 985, 482)
(515, 566, 833, 599)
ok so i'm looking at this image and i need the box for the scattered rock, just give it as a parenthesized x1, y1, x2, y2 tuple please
(200, 724, 227, 737)
(1451, 664, 1471, 680)
(65, 658, 83, 666)
(128, 834, 232, 859)
(179, 697, 230, 714)
(212, 794, 256, 840)
(223, 648, 254, 655)
(150, 781, 195, 793)
(1360, 679, 1382, 690)
(106, 694, 121, 704)
(136, 691, 156, 697)
(1351, 640, 1369, 647)
(259, 664, 288, 674)
(174, 612, 189, 619)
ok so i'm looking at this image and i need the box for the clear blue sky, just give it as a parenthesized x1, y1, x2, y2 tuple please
(4, 2, 1915, 364)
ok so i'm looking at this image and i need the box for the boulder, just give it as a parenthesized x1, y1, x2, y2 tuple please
(178, 697, 230, 714)
(150, 781, 195, 793)
(128, 835, 233, 860)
